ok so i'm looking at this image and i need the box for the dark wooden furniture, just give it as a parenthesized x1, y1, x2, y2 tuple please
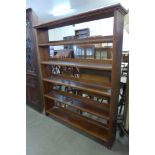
(34, 4, 127, 148)
(121, 51, 129, 76)
(122, 51, 129, 63)
(118, 68, 129, 138)
(75, 28, 90, 39)
(63, 35, 75, 50)
(94, 47, 112, 59)
(118, 56, 129, 137)
(26, 8, 43, 112)
(75, 44, 112, 60)
(76, 44, 94, 59)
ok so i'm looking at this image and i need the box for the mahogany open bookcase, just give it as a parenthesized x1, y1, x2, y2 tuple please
(34, 4, 127, 148)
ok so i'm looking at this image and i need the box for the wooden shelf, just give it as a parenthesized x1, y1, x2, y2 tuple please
(95, 47, 112, 50)
(39, 36, 113, 46)
(43, 75, 111, 97)
(44, 90, 109, 119)
(57, 74, 111, 88)
(34, 4, 127, 29)
(41, 60, 112, 71)
(46, 107, 110, 143)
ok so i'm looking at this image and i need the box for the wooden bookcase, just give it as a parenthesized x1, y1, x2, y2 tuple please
(34, 4, 127, 148)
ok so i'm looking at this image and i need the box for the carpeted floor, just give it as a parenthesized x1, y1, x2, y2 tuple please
(26, 106, 129, 155)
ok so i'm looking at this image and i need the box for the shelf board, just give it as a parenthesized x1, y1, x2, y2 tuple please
(46, 107, 110, 143)
(41, 59, 112, 71)
(95, 47, 112, 50)
(39, 36, 113, 46)
(57, 74, 111, 88)
(44, 90, 109, 119)
(43, 75, 111, 97)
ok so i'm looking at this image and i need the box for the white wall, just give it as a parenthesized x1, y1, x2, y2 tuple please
(123, 30, 129, 51)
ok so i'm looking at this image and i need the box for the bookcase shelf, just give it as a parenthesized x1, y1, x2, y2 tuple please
(46, 107, 110, 143)
(43, 75, 111, 97)
(35, 3, 127, 148)
(39, 35, 113, 46)
(41, 60, 112, 71)
(44, 90, 109, 120)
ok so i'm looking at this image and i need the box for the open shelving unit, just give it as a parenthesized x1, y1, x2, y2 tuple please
(34, 4, 127, 148)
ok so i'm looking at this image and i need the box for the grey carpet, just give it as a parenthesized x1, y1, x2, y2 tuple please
(26, 106, 129, 155)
